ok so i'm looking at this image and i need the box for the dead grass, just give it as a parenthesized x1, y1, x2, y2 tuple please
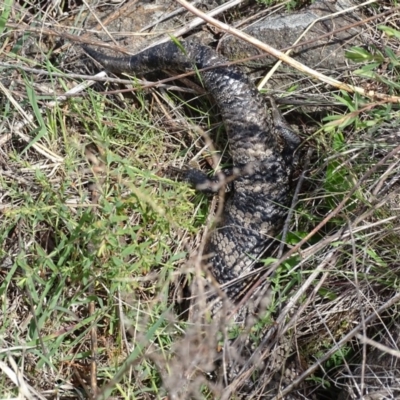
(1, 0, 400, 399)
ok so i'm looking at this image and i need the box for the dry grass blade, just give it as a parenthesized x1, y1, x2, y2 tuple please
(47, 71, 108, 107)
(0, 81, 63, 162)
(0, 358, 47, 400)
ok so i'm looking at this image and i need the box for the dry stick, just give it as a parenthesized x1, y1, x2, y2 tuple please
(216, 0, 291, 42)
(73, 368, 92, 398)
(54, 0, 140, 54)
(47, 71, 108, 107)
(175, 0, 400, 104)
(81, 0, 118, 45)
(0, 62, 202, 94)
(144, 0, 244, 49)
(258, 0, 378, 89)
(86, 0, 140, 39)
(371, 158, 400, 195)
(350, 221, 366, 398)
(356, 334, 400, 359)
(139, 0, 202, 32)
(89, 298, 98, 399)
(272, 291, 400, 400)
(5, 22, 130, 53)
(278, 5, 400, 57)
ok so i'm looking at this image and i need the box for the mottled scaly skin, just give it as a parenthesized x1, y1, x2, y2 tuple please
(83, 39, 299, 299)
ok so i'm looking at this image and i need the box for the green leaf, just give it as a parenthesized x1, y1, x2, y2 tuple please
(332, 93, 356, 111)
(378, 25, 400, 39)
(0, 0, 12, 36)
(323, 113, 356, 129)
(345, 46, 374, 62)
(384, 47, 400, 67)
(345, 46, 384, 63)
(22, 75, 48, 153)
(353, 63, 380, 79)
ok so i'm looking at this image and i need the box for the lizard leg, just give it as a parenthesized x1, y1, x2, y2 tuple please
(170, 166, 244, 193)
(268, 96, 301, 158)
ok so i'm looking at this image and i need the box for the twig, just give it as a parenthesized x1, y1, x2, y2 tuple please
(278, 5, 400, 57)
(356, 333, 400, 359)
(82, 0, 117, 45)
(139, 0, 202, 32)
(0, 62, 200, 93)
(47, 71, 108, 107)
(86, 0, 140, 39)
(89, 294, 98, 399)
(144, 0, 245, 49)
(175, 0, 400, 103)
(258, 0, 378, 89)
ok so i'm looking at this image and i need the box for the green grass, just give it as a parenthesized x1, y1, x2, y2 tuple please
(0, 77, 207, 397)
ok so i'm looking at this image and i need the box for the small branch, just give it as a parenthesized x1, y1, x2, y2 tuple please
(175, 0, 400, 104)
(144, 0, 245, 49)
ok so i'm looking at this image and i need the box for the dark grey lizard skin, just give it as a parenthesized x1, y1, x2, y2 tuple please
(83, 39, 300, 300)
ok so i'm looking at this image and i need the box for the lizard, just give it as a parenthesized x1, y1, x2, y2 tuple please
(83, 38, 300, 303)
